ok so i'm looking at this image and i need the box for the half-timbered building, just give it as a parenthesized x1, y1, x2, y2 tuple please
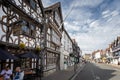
(0, 0, 44, 71)
(111, 36, 120, 65)
(44, 2, 63, 76)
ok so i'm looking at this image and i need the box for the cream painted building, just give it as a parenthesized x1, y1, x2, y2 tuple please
(60, 28, 73, 70)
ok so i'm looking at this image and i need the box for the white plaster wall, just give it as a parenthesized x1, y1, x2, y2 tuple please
(95, 52, 101, 59)
(60, 30, 73, 70)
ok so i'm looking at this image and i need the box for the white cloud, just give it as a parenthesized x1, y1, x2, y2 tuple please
(67, 15, 120, 54)
(111, 10, 119, 17)
(72, 0, 104, 7)
(102, 10, 119, 19)
(41, 0, 52, 7)
(67, 8, 92, 23)
(102, 13, 111, 18)
(102, 10, 110, 15)
(107, 18, 112, 22)
(89, 20, 99, 28)
(64, 22, 80, 32)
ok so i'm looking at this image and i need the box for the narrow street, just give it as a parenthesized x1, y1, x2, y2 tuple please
(74, 63, 120, 80)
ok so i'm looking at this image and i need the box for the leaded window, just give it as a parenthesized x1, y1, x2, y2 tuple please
(13, 20, 36, 38)
(54, 11, 61, 27)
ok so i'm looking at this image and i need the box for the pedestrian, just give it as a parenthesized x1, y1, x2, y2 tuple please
(0, 65, 12, 80)
(13, 67, 24, 80)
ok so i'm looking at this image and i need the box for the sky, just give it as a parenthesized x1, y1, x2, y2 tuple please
(42, 0, 120, 54)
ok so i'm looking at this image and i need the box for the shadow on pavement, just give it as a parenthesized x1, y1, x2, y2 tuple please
(42, 65, 75, 80)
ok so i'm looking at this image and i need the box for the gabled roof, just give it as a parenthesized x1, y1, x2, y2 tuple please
(44, 2, 64, 37)
(44, 2, 63, 24)
(92, 50, 100, 55)
(37, 0, 45, 17)
(44, 2, 61, 10)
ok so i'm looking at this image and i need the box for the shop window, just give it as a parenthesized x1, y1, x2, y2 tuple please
(54, 11, 61, 27)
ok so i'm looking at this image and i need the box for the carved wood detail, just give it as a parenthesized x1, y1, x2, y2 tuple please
(0, 0, 43, 49)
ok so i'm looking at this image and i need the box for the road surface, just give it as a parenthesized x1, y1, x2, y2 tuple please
(74, 63, 120, 80)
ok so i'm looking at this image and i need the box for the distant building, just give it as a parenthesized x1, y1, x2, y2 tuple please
(83, 54, 91, 61)
(111, 36, 120, 65)
(104, 46, 113, 63)
(92, 50, 102, 63)
(72, 39, 81, 64)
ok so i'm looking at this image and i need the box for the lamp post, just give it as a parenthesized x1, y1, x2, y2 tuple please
(74, 55, 77, 73)
(74, 56, 76, 72)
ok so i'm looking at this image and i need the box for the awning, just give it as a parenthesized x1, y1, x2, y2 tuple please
(0, 49, 18, 60)
(17, 52, 39, 59)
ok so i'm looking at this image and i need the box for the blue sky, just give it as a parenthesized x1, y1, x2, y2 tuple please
(42, 0, 120, 54)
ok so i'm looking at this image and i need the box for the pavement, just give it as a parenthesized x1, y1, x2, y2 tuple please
(108, 63, 120, 69)
(41, 62, 85, 80)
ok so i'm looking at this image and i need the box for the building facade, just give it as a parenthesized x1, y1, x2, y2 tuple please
(92, 50, 102, 63)
(72, 39, 80, 64)
(111, 37, 120, 65)
(104, 46, 113, 63)
(83, 54, 91, 61)
(0, 0, 45, 72)
(43, 2, 63, 76)
(60, 28, 73, 70)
